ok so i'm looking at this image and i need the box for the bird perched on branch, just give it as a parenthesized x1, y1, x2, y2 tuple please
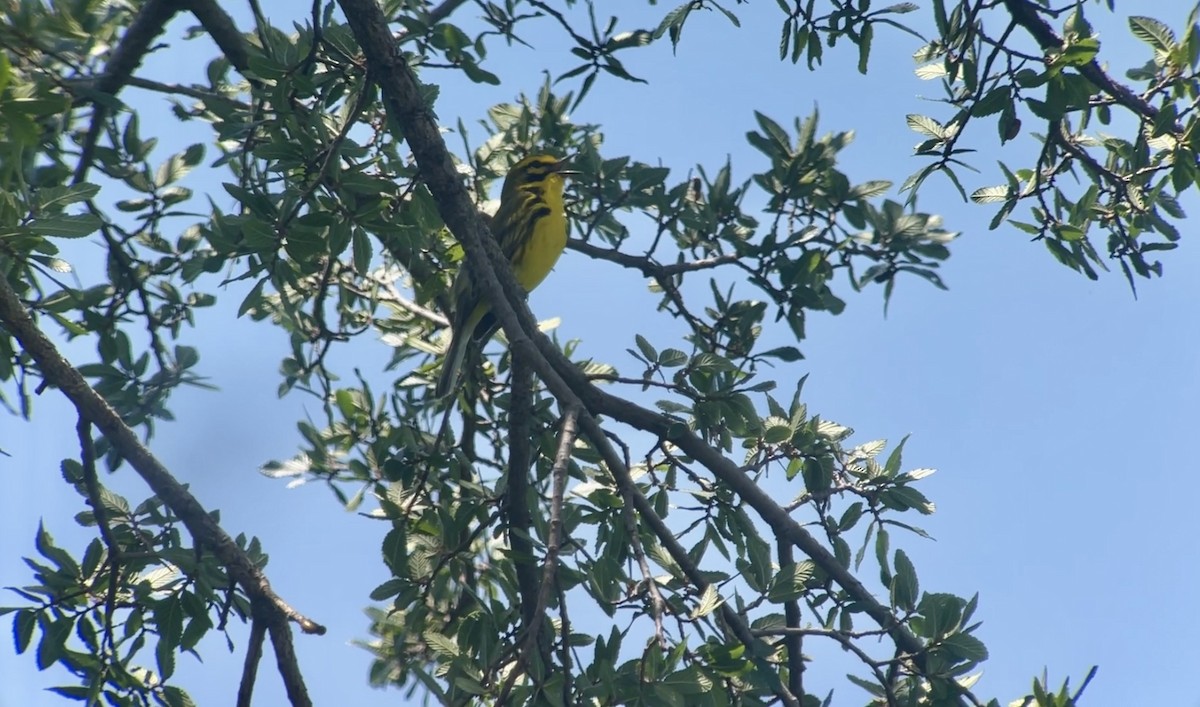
(436, 153, 575, 397)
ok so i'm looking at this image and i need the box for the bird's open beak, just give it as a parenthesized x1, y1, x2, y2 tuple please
(553, 156, 581, 178)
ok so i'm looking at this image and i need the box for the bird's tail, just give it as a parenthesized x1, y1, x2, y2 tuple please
(435, 329, 469, 398)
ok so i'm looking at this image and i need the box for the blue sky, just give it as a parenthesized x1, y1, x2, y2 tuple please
(3, 2, 1199, 706)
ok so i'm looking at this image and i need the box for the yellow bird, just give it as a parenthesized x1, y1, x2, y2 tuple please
(436, 154, 574, 397)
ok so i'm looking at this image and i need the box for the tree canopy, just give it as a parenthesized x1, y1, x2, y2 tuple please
(1, 0, 1196, 705)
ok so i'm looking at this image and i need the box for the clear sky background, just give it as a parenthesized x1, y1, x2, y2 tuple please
(3, 1, 1199, 706)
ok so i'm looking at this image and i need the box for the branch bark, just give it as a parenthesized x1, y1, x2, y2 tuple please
(0, 278, 323, 705)
(1001, 0, 1168, 125)
(181, 0, 253, 72)
(334, 0, 938, 696)
(74, 0, 180, 182)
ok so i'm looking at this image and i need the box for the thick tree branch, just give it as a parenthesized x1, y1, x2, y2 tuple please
(1001, 0, 1166, 124)
(334, 0, 946, 697)
(181, 0, 253, 72)
(237, 619, 267, 707)
(777, 538, 805, 698)
(94, 0, 178, 98)
(336, 0, 522, 349)
(74, 0, 180, 183)
(575, 411, 799, 706)
(569, 375, 925, 656)
(423, 0, 473, 25)
(0, 278, 322, 702)
(505, 352, 542, 641)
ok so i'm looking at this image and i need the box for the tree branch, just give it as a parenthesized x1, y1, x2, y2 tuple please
(332, 0, 943, 699)
(571, 378, 925, 657)
(0, 278, 323, 702)
(505, 351, 541, 642)
(180, 0, 253, 72)
(574, 411, 799, 706)
(74, 0, 180, 183)
(777, 538, 805, 698)
(1001, 0, 1169, 125)
(568, 238, 740, 277)
(237, 618, 267, 707)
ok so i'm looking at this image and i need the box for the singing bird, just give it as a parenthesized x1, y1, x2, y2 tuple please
(436, 154, 574, 397)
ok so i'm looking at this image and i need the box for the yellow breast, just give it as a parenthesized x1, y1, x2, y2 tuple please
(513, 173, 568, 292)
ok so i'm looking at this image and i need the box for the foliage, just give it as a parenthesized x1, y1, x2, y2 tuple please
(2, 0, 1191, 705)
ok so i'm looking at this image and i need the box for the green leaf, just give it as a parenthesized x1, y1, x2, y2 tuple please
(29, 214, 102, 238)
(1129, 16, 1176, 55)
(156, 144, 206, 186)
(846, 673, 886, 696)
(658, 348, 687, 367)
(424, 630, 459, 658)
(240, 219, 276, 250)
(754, 111, 792, 153)
(917, 592, 965, 639)
(351, 227, 373, 273)
(906, 114, 946, 139)
(35, 183, 100, 210)
(154, 597, 185, 649)
(369, 578, 405, 601)
(839, 502, 864, 531)
(762, 417, 792, 444)
(0, 51, 10, 95)
(634, 334, 657, 362)
(180, 614, 212, 652)
(1055, 37, 1100, 67)
(940, 631, 989, 662)
(971, 86, 1012, 117)
(1055, 224, 1086, 242)
(237, 278, 268, 317)
(891, 549, 918, 611)
(970, 185, 1011, 204)
(157, 634, 177, 679)
(13, 609, 36, 653)
(883, 435, 908, 476)
(161, 685, 197, 707)
(382, 527, 407, 575)
(654, 2, 694, 49)
(691, 584, 722, 619)
(36, 616, 70, 669)
(35, 522, 78, 575)
(802, 456, 831, 492)
(857, 21, 873, 74)
(460, 58, 500, 85)
(246, 52, 288, 80)
(767, 561, 814, 603)
(660, 666, 714, 695)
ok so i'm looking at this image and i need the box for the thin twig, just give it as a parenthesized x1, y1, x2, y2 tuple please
(497, 404, 580, 704)
(123, 75, 247, 104)
(568, 238, 740, 277)
(618, 481, 666, 647)
(753, 626, 901, 705)
(76, 418, 122, 655)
